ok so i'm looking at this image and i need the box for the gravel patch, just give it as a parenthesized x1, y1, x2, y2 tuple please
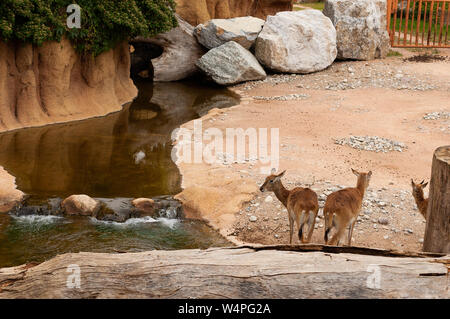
(253, 94, 309, 101)
(236, 60, 444, 92)
(423, 111, 450, 120)
(334, 136, 407, 153)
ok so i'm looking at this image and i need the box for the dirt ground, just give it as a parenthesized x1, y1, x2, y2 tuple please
(176, 47, 449, 252)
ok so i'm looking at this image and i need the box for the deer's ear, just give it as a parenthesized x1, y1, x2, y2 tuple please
(278, 170, 286, 178)
(351, 168, 359, 176)
(367, 171, 372, 178)
(411, 179, 415, 187)
(271, 168, 277, 175)
(422, 182, 428, 189)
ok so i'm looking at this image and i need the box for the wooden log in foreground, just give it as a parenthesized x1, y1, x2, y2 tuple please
(0, 245, 448, 299)
(424, 145, 450, 253)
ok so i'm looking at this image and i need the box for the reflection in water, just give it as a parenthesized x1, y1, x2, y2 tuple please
(0, 80, 239, 267)
(0, 80, 240, 198)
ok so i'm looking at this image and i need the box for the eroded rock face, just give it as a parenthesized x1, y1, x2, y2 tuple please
(0, 38, 137, 133)
(61, 195, 101, 216)
(176, 0, 293, 26)
(196, 41, 267, 85)
(255, 10, 337, 73)
(134, 15, 206, 82)
(323, 0, 391, 60)
(194, 16, 265, 49)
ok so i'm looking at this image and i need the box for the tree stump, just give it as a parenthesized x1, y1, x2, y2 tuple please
(423, 145, 450, 253)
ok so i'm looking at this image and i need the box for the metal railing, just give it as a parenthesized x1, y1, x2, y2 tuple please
(387, 0, 450, 47)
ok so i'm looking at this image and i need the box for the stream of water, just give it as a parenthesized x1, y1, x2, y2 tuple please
(0, 80, 239, 267)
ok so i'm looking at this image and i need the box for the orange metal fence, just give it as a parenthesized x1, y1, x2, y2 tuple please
(387, 0, 450, 48)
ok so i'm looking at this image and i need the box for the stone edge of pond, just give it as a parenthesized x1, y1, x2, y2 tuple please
(172, 86, 259, 247)
(0, 166, 24, 213)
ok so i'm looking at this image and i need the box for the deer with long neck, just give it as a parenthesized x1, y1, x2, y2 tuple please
(324, 169, 372, 246)
(259, 169, 319, 244)
(411, 179, 428, 219)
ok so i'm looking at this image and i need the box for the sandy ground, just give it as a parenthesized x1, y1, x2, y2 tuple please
(175, 48, 450, 252)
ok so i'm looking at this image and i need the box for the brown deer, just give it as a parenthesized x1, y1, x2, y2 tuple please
(411, 179, 428, 219)
(259, 169, 319, 244)
(323, 169, 372, 246)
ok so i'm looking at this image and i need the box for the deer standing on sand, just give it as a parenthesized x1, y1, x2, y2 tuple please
(323, 169, 372, 246)
(411, 179, 428, 219)
(259, 169, 319, 244)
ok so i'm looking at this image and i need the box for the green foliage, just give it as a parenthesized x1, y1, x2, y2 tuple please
(387, 50, 402, 57)
(0, 0, 177, 56)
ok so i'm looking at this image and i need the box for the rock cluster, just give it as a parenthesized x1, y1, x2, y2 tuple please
(334, 136, 407, 153)
(10, 194, 182, 223)
(136, 2, 392, 85)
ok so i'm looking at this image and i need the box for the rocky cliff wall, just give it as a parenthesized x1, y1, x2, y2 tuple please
(176, 0, 293, 25)
(0, 38, 137, 133)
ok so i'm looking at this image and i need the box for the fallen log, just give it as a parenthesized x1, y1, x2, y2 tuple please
(0, 245, 448, 299)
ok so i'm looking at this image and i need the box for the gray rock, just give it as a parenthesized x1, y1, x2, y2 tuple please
(194, 16, 265, 50)
(196, 41, 267, 85)
(255, 10, 337, 74)
(135, 15, 205, 81)
(323, 0, 390, 60)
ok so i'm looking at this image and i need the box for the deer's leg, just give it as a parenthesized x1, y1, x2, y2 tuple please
(297, 210, 307, 243)
(288, 212, 295, 245)
(329, 218, 345, 246)
(347, 219, 357, 246)
(324, 212, 334, 244)
(306, 210, 317, 243)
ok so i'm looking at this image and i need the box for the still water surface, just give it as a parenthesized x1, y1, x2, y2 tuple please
(0, 80, 239, 267)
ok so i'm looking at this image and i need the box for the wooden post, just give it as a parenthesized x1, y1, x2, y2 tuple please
(423, 145, 450, 253)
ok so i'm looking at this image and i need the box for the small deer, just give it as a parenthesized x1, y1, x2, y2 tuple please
(324, 169, 372, 246)
(259, 169, 319, 244)
(411, 179, 428, 219)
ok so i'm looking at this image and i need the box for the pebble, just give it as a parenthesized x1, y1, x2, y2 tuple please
(378, 218, 389, 225)
(249, 216, 258, 222)
(265, 196, 273, 203)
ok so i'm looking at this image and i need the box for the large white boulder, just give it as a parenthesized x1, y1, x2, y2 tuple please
(196, 41, 267, 85)
(255, 10, 337, 74)
(194, 16, 265, 49)
(323, 0, 391, 60)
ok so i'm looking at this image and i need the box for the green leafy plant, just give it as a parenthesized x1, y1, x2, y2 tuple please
(0, 0, 177, 56)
